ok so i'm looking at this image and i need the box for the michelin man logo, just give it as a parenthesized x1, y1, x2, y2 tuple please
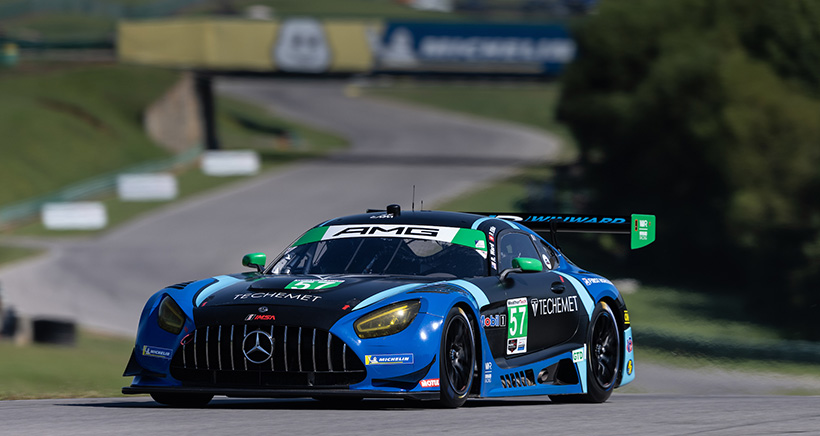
(274, 18, 331, 73)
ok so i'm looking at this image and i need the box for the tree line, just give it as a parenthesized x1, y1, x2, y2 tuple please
(556, 0, 820, 339)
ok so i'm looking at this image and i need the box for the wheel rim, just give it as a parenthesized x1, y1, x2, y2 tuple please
(444, 313, 474, 395)
(590, 309, 619, 389)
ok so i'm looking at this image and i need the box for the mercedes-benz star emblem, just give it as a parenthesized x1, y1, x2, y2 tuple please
(242, 330, 274, 364)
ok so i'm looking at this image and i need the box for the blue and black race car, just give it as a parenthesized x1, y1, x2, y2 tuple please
(123, 205, 655, 407)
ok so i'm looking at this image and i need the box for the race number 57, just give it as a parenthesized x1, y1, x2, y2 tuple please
(285, 279, 343, 290)
(507, 298, 528, 339)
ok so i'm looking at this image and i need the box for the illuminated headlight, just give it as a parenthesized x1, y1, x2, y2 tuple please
(354, 300, 421, 339)
(157, 295, 185, 334)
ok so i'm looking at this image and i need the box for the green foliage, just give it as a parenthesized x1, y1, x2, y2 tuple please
(558, 0, 820, 338)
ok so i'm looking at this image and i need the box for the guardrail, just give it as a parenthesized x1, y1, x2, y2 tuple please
(635, 329, 820, 365)
(0, 147, 201, 228)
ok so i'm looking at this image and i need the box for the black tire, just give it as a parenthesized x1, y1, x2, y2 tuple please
(150, 392, 213, 407)
(550, 301, 620, 404)
(438, 306, 476, 408)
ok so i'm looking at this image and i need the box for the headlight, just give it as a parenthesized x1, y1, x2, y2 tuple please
(157, 295, 185, 334)
(354, 300, 421, 339)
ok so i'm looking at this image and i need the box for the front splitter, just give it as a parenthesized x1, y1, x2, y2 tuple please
(123, 385, 439, 401)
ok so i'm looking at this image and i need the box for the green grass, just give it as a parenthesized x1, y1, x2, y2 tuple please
(0, 64, 177, 207)
(438, 166, 553, 212)
(0, 331, 133, 400)
(626, 286, 783, 343)
(0, 0, 466, 42)
(0, 63, 347, 246)
(0, 245, 43, 265)
(360, 82, 577, 160)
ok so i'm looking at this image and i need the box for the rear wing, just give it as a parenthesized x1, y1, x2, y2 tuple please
(471, 213, 656, 249)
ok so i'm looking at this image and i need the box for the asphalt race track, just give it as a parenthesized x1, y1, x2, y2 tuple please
(1, 79, 818, 432)
(1, 394, 818, 435)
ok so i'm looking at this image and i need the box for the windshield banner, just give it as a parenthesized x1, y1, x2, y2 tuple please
(293, 225, 487, 251)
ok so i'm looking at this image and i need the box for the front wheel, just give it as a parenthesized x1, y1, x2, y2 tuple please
(550, 301, 620, 404)
(438, 306, 476, 408)
(150, 392, 213, 407)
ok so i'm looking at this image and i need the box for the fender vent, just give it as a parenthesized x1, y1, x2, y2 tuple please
(166, 281, 193, 290)
(500, 369, 535, 388)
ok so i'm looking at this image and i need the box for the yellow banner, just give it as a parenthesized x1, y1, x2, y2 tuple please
(118, 18, 377, 73)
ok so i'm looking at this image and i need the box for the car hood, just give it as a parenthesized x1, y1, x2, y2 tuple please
(190, 274, 435, 331)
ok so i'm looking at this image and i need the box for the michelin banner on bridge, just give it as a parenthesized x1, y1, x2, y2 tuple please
(119, 18, 574, 75)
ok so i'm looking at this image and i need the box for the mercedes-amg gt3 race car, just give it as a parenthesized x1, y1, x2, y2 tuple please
(123, 205, 655, 407)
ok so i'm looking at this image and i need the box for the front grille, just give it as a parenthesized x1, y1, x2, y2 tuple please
(170, 324, 366, 388)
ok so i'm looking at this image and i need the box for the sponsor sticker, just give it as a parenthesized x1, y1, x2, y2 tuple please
(480, 314, 507, 328)
(580, 277, 613, 286)
(627, 359, 634, 375)
(245, 314, 276, 322)
(627, 337, 633, 353)
(419, 378, 440, 388)
(484, 361, 492, 383)
(506, 298, 528, 355)
(365, 354, 414, 365)
(572, 346, 586, 363)
(285, 279, 344, 290)
(475, 240, 486, 249)
(142, 345, 173, 359)
(234, 292, 322, 302)
(624, 310, 630, 326)
(530, 296, 579, 316)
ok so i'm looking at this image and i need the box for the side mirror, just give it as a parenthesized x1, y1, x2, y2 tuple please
(499, 257, 543, 283)
(242, 252, 267, 273)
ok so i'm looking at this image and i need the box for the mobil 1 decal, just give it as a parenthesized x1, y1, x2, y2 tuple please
(506, 298, 528, 355)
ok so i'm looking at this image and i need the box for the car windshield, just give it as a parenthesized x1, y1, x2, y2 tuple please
(270, 237, 487, 278)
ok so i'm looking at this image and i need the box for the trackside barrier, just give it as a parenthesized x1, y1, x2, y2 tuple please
(635, 330, 820, 365)
(0, 147, 201, 228)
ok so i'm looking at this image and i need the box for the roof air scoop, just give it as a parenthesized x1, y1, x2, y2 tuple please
(387, 204, 401, 216)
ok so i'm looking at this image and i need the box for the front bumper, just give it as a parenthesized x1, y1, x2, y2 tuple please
(122, 385, 439, 400)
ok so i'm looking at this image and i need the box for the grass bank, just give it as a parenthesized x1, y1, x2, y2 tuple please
(0, 331, 133, 400)
(0, 63, 347, 253)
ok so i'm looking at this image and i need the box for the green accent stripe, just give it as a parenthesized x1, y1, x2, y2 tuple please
(452, 228, 487, 251)
(293, 227, 329, 246)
